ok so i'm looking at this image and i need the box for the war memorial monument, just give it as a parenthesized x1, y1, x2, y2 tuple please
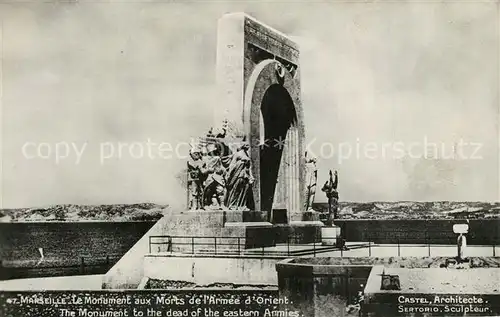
(103, 11, 339, 287)
(101, 13, 500, 317)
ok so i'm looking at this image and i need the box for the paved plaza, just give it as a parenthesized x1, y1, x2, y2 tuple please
(0, 274, 104, 290)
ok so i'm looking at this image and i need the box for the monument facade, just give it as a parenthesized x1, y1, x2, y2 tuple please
(214, 13, 306, 216)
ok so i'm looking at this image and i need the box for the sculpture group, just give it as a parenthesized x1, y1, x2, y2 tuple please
(187, 122, 255, 211)
(187, 122, 339, 223)
(304, 152, 339, 224)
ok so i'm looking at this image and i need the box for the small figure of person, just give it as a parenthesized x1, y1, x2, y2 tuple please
(187, 147, 204, 210)
(321, 170, 339, 226)
(203, 144, 227, 209)
(225, 142, 255, 210)
(304, 152, 318, 211)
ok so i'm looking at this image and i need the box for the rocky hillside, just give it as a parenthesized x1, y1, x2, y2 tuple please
(2, 201, 499, 222)
(0, 203, 168, 222)
(313, 201, 500, 220)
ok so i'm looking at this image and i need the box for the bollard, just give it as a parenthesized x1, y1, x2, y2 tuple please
(167, 237, 173, 253)
(457, 233, 466, 262)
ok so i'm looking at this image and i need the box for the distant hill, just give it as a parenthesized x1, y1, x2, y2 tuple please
(313, 201, 500, 220)
(2, 201, 499, 222)
(0, 203, 169, 222)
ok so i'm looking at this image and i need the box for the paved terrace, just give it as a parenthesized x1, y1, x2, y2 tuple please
(0, 274, 104, 290)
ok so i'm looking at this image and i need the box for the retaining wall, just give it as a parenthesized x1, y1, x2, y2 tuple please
(276, 258, 373, 317)
(144, 254, 283, 286)
(335, 219, 500, 244)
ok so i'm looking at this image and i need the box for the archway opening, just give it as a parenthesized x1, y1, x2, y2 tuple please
(260, 84, 297, 212)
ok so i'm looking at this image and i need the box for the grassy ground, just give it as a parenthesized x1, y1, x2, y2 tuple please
(315, 295, 359, 317)
(292, 256, 500, 268)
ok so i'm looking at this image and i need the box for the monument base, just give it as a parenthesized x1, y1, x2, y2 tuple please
(321, 226, 341, 246)
(103, 210, 325, 289)
(289, 211, 321, 222)
(102, 209, 272, 289)
(153, 210, 325, 249)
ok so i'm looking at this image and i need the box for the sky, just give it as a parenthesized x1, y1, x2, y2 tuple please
(0, 1, 498, 208)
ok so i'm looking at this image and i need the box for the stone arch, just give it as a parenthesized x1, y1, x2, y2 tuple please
(243, 59, 305, 215)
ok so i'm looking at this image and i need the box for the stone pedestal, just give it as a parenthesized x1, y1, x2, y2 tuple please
(321, 226, 341, 246)
(289, 211, 321, 222)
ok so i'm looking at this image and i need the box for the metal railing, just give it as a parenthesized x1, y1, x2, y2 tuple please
(149, 231, 500, 258)
(148, 235, 345, 257)
(364, 230, 499, 257)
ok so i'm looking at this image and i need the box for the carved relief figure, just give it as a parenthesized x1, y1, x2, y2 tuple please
(225, 143, 255, 210)
(186, 120, 256, 211)
(203, 144, 227, 209)
(304, 152, 318, 211)
(187, 147, 204, 210)
(215, 119, 228, 138)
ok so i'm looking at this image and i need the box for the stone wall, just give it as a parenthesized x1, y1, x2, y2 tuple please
(336, 219, 500, 245)
(101, 211, 247, 289)
(144, 254, 282, 286)
(276, 258, 373, 317)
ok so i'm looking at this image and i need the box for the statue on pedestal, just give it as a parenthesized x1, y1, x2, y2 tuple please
(304, 152, 318, 211)
(224, 142, 255, 210)
(321, 170, 339, 225)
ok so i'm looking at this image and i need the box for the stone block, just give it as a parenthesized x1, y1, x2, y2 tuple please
(321, 226, 341, 246)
